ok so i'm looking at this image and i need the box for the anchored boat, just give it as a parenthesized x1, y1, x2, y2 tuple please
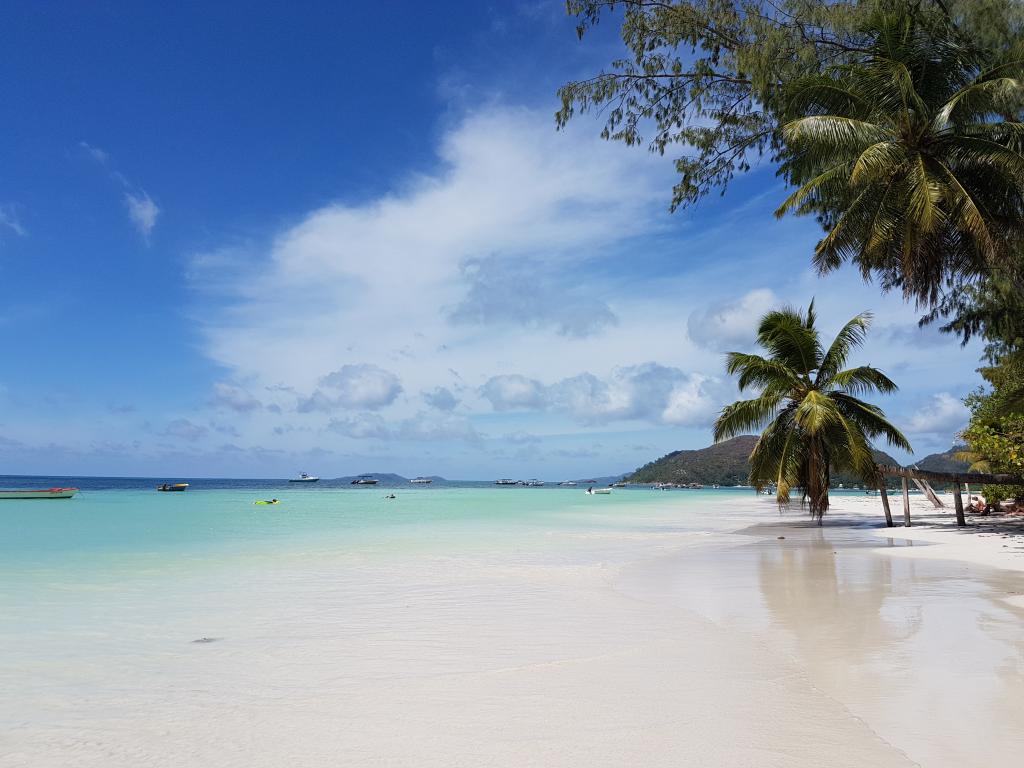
(288, 473, 319, 483)
(351, 475, 379, 485)
(410, 477, 432, 484)
(157, 483, 189, 492)
(0, 487, 78, 500)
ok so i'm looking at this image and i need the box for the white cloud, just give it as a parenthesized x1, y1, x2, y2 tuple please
(192, 106, 668, 408)
(81, 141, 160, 240)
(447, 255, 618, 337)
(480, 374, 547, 411)
(79, 141, 109, 164)
(125, 191, 160, 240)
(687, 288, 780, 350)
(211, 382, 262, 413)
(904, 392, 969, 437)
(422, 386, 458, 411)
(321, 364, 402, 409)
(328, 411, 480, 442)
(480, 364, 722, 427)
(0, 205, 27, 237)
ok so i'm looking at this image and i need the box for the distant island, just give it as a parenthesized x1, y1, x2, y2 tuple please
(627, 436, 968, 488)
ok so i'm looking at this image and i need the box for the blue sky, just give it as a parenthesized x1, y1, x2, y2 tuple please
(0, 1, 982, 479)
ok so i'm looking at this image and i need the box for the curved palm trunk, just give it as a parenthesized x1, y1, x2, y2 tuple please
(805, 438, 830, 524)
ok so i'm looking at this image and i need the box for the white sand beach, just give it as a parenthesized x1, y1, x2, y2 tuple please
(2, 491, 1023, 768)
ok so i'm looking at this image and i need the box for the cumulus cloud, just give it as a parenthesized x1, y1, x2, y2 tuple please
(321, 364, 402, 409)
(211, 382, 262, 412)
(480, 374, 547, 411)
(687, 289, 780, 350)
(905, 392, 969, 437)
(191, 106, 667, 414)
(422, 386, 458, 411)
(481, 364, 722, 427)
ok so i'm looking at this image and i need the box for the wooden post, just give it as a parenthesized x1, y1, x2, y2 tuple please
(902, 477, 912, 527)
(953, 481, 966, 527)
(913, 478, 944, 508)
(879, 486, 894, 527)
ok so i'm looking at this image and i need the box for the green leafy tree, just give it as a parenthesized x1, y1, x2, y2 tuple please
(959, 352, 1024, 502)
(558, 0, 1024, 211)
(775, 10, 1024, 307)
(714, 301, 911, 523)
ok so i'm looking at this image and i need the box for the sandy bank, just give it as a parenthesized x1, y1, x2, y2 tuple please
(824, 493, 1024, 576)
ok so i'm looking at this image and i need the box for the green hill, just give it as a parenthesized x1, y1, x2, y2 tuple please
(915, 445, 969, 474)
(627, 436, 902, 487)
(628, 436, 758, 485)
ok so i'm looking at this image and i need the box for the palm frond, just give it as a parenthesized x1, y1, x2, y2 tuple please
(816, 313, 872, 385)
(828, 365, 898, 396)
(713, 395, 783, 443)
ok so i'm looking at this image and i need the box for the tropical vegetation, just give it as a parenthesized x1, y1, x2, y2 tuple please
(561, 1, 1024, 513)
(558, 0, 1024, 212)
(713, 302, 910, 523)
(774, 11, 1024, 307)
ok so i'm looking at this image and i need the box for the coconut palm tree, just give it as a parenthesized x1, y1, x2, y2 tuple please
(714, 301, 911, 524)
(775, 11, 1024, 307)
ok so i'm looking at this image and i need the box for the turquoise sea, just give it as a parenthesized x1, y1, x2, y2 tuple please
(3, 479, 1020, 767)
(0, 481, 757, 574)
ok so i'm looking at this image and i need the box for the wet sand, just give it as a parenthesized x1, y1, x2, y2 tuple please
(3, 495, 1023, 767)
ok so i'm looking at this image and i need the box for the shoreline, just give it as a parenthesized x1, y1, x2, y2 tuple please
(3, 490, 1024, 767)
(822, 493, 1024, 577)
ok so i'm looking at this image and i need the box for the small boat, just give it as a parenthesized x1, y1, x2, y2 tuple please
(524, 479, 545, 487)
(410, 477, 433, 484)
(351, 475, 379, 485)
(254, 499, 280, 505)
(288, 473, 319, 483)
(559, 481, 577, 487)
(586, 487, 611, 495)
(157, 483, 189, 492)
(611, 481, 627, 488)
(495, 479, 518, 485)
(0, 487, 78, 500)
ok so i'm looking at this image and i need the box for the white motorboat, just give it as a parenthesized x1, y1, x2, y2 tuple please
(289, 473, 319, 483)
(0, 487, 78, 500)
(410, 477, 432, 484)
(351, 475, 379, 485)
(585, 487, 612, 495)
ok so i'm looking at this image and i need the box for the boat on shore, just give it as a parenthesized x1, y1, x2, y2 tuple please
(288, 473, 319, 483)
(157, 483, 189, 492)
(351, 475, 379, 485)
(0, 487, 78, 500)
(410, 477, 432, 484)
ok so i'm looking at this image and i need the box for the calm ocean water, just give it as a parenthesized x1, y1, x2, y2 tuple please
(0, 479, 879, 571)
(0, 481, 755, 571)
